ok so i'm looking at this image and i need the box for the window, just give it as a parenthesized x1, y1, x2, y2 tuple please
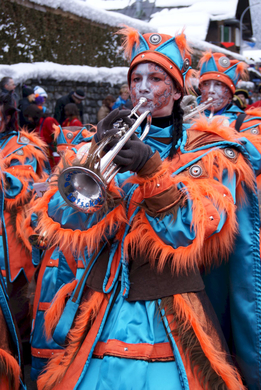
(220, 25, 232, 42)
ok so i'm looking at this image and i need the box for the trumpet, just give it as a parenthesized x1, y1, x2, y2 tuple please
(183, 97, 214, 122)
(58, 98, 152, 214)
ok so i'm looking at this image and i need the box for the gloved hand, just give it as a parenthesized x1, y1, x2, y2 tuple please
(113, 133, 153, 173)
(94, 108, 134, 144)
(180, 95, 197, 116)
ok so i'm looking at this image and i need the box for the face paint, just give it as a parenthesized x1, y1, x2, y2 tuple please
(130, 63, 181, 117)
(200, 80, 232, 112)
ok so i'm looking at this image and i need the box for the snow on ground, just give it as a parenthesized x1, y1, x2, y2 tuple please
(0, 62, 129, 85)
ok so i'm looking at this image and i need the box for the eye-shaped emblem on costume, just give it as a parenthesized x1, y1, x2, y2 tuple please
(189, 164, 203, 178)
(66, 132, 74, 139)
(224, 148, 236, 159)
(20, 136, 30, 144)
(250, 127, 259, 135)
(16, 149, 24, 156)
(218, 56, 230, 68)
(183, 58, 190, 72)
(149, 34, 162, 45)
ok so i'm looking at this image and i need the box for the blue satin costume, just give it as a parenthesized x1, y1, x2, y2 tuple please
(31, 119, 261, 389)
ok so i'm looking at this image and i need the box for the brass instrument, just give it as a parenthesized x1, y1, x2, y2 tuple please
(183, 97, 214, 122)
(58, 97, 152, 213)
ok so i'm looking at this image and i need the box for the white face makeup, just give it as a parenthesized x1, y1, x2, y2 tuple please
(200, 80, 232, 112)
(130, 62, 181, 117)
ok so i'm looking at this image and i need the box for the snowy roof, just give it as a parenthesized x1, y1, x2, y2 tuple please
(27, 0, 157, 33)
(85, 0, 238, 40)
(0, 62, 129, 86)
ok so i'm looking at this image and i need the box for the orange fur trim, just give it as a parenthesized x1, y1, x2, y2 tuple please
(198, 50, 212, 70)
(184, 68, 198, 94)
(245, 107, 261, 117)
(236, 62, 249, 81)
(53, 124, 61, 141)
(175, 30, 193, 61)
(4, 175, 31, 211)
(173, 295, 245, 390)
(82, 128, 96, 138)
(32, 186, 127, 254)
(116, 25, 140, 60)
(45, 279, 78, 340)
(124, 148, 255, 273)
(15, 207, 32, 251)
(0, 348, 21, 390)
(38, 291, 105, 390)
(190, 115, 238, 141)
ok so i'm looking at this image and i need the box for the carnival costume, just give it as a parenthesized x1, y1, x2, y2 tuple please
(0, 271, 26, 390)
(29, 29, 261, 390)
(26, 123, 94, 380)
(0, 93, 50, 349)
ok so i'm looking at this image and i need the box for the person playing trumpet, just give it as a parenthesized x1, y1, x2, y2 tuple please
(30, 28, 261, 390)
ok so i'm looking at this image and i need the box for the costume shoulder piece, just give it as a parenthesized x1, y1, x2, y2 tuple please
(184, 116, 238, 151)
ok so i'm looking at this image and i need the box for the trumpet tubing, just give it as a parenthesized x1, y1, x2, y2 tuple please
(58, 98, 152, 213)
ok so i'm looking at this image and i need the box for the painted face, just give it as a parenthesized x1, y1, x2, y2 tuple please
(130, 62, 181, 117)
(200, 80, 232, 112)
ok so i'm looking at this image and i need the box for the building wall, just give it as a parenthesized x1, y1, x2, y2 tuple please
(18, 79, 123, 125)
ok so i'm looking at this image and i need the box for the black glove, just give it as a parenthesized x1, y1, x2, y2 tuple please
(95, 109, 134, 144)
(113, 134, 153, 173)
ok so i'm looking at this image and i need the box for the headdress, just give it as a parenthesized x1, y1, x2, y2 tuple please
(198, 52, 248, 95)
(118, 26, 195, 95)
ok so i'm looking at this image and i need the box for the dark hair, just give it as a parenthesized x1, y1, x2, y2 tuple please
(64, 103, 80, 119)
(0, 77, 12, 90)
(168, 97, 184, 159)
(0, 91, 17, 132)
(23, 104, 44, 124)
(102, 94, 116, 107)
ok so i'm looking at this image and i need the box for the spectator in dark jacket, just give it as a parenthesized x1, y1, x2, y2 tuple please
(0, 77, 19, 129)
(18, 86, 36, 130)
(54, 89, 85, 125)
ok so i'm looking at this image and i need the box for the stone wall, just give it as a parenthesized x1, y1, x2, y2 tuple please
(17, 79, 124, 125)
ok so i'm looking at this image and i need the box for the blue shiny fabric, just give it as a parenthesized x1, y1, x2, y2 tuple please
(30, 247, 75, 380)
(77, 295, 183, 390)
(34, 122, 261, 387)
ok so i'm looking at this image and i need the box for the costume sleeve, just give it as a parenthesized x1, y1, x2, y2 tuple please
(124, 144, 255, 273)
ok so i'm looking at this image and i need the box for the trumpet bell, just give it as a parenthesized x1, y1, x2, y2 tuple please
(58, 166, 106, 213)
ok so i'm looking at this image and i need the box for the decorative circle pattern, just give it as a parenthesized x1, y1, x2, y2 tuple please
(189, 164, 203, 177)
(224, 148, 236, 159)
(67, 132, 73, 139)
(20, 136, 29, 144)
(218, 56, 230, 68)
(149, 34, 162, 45)
(250, 127, 259, 135)
(183, 58, 190, 72)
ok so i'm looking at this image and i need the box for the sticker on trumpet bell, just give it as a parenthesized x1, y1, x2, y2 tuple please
(77, 143, 92, 162)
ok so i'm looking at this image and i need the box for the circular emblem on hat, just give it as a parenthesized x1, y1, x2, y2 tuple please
(149, 34, 162, 45)
(250, 127, 259, 135)
(16, 149, 24, 156)
(67, 132, 73, 140)
(218, 56, 230, 68)
(189, 164, 202, 178)
(224, 148, 236, 159)
(20, 136, 29, 144)
(183, 58, 190, 72)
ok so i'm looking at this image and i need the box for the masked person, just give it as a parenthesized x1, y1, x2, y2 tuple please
(31, 28, 261, 390)
(0, 92, 50, 360)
